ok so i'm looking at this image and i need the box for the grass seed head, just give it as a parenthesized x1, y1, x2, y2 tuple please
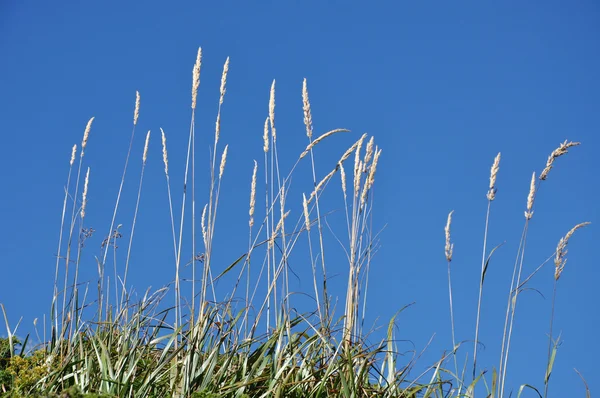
(487, 152, 500, 201)
(249, 160, 257, 227)
(554, 222, 590, 280)
(70, 144, 77, 166)
(525, 171, 536, 220)
(191, 47, 202, 110)
(302, 78, 313, 139)
(269, 80, 276, 142)
(540, 140, 580, 181)
(445, 210, 454, 262)
(160, 128, 169, 176)
(303, 193, 310, 231)
(263, 116, 269, 153)
(81, 117, 95, 156)
(81, 167, 90, 218)
(219, 145, 229, 179)
(133, 91, 140, 125)
(142, 130, 150, 164)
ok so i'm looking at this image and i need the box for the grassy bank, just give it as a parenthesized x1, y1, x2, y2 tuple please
(0, 49, 590, 398)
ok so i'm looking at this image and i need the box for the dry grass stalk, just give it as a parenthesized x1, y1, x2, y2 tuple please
(308, 167, 337, 204)
(81, 117, 95, 156)
(81, 168, 90, 218)
(269, 80, 276, 142)
(270, 210, 290, 248)
(525, 172, 536, 220)
(133, 91, 140, 126)
(445, 210, 454, 262)
(70, 144, 77, 166)
(191, 47, 202, 110)
(302, 78, 313, 139)
(303, 193, 310, 231)
(263, 117, 269, 153)
(340, 133, 367, 164)
(249, 160, 258, 227)
(487, 152, 501, 201)
(160, 128, 169, 175)
(142, 131, 150, 165)
(554, 222, 590, 280)
(540, 140, 580, 180)
(219, 145, 229, 179)
(299, 129, 350, 159)
(354, 160, 363, 198)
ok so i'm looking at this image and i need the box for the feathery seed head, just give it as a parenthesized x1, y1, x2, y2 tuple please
(219, 145, 228, 179)
(191, 47, 202, 110)
(81, 117, 95, 156)
(554, 222, 590, 280)
(540, 140, 580, 181)
(81, 167, 90, 218)
(70, 144, 77, 166)
(445, 210, 454, 262)
(339, 162, 347, 196)
(263, 117, 270, 153)
(133, 91, 140, 125)
(269, 80, 276, 142)
(525, 171, 536, 220)
(160, 128, 169, 175)
(142, 130, 150, 164)
(302, 78, 313, 139)
(201, 204, 208, 243)
(364, 136, 375, 166)
(303, 193, 310, 231)
(299, 129, 350, 159)
(249, 160, 258, 227)
(487, 152, 500, 201)
(219, 57, 230, 105)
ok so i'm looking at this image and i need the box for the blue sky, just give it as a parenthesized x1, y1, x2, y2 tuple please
(1, 1, 598, 396)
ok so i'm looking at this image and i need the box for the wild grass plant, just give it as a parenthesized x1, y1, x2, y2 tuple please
(0, 49, 591, 398)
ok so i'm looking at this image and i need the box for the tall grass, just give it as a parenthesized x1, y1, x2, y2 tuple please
(0, 49, 591, 398)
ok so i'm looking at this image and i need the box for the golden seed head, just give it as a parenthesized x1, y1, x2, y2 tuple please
(361, 147, 382, 206)
(525, 171, 536, 219)
(249, 160, 258, 227)
(302, 78, 313, 139)
(554, 222, 590, 280)
(269, 80, 276, 142)
(487, 152, 501, 201)
(81, 117, 95, 156)
(81, 167, 90, 218)
(160, 128, 169, 176)
(299, 129, 349, 159)
(142, 130, 150, 164)
(191, 47, 202, 110)
(263, 116, 270, 153)
(339, 133, 367, 164)
(220, 57, 230, 105)
(133, 91, 140, 125)
(70, 144, 77, 166)
(303, 193, 310, 231)
(540, 140, 580, 181)
(308, 167, 337, 204)
(444, 210, 454, 262)
(219, 145, 228, 179)
(339, 162, 347, 197)
(201, 204, 208, 243)
(364, 136, 375, 166)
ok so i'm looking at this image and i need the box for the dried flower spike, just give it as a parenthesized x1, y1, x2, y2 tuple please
(81, 168, 90, 218)
(525, 172, 536, 220)
(249, 160, 258, 227)
(133, 91, 140, 125)
(160, 128, 169, 176)
(191, 47, 202, 110)
(554, 222, 590, 280)
(302, 78, 313, 139)
(219, 145, 228, 179)
(70, 144, 77, 166)
(81, 117, 95, 156)
(445, 210, 454, 262)
(540, 140, 580, 181)
(269, 80, 276, 142)
(487, 152, 501, 201)
(142, 130, 150, 164)
(303, 193, 310, 231)
(263, 117, 270, 153)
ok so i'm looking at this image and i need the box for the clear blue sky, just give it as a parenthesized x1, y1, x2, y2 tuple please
(1, 1, 598, 396)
